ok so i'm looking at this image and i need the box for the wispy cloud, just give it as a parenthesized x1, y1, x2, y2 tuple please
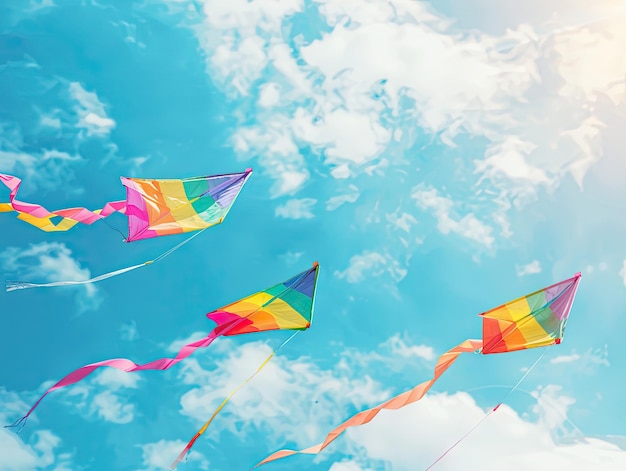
(550, 346, 609, 374)
(0, 242, 101, 313)
(274, 198, 317, 219)
(138, 439, 208, 471)
(0, 388, 74, 470)
(550, 353, 581, 365)
(516, 260, 542, 276)
(619, 260, 626, 286)
(335, 251, 407, 284)
(120, 321, 139, 341)
(412, 186, 495, 248)
(338, 334, 436, 375)
(0, 123, 84, 193)
(68, 82, 116, 137)
(326, 187, 360, 211)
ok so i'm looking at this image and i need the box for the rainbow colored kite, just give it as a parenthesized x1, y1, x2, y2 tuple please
(255, 272, 581, 468)
(0, 170, 252, 241)
(2, 170, 252, 290)
(8, 262, 320, 431)
(170, 261, 320, 469)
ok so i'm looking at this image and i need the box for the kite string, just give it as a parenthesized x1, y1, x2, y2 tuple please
(169, 331, 300, 470)
(424, 348, 548, 470)
(5, 226, 211, 291)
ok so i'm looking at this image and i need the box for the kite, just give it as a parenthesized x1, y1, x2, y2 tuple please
(1, 169, 252, 290)
(255, 272, 581, 468)
(6, 262, 320, 431)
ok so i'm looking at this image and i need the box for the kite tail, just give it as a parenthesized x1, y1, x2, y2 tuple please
(5, 331, 221, 429)
(5, 225, 209, 292)
(253, 339, 483, 469)
(6, 263, 147, 291)
(424, 347, 549, 470)
(170, 331, 301, 470)
(1, 173, 126, 232)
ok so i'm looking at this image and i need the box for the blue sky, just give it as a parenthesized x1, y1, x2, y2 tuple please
(1, 0, 626, 470)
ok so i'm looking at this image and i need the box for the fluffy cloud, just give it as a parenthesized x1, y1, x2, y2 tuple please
(0, 242, 101, 313)
(89, 391, 135, 424)
(175, 338, 390, 447)
(516, 260, 542, 276)
(51, 369, 141, 425)
(412, 186, 495, 248)
(68, 82, 116, 137)
(346, 387, 626, 470)
(0, 388, 73, 471)
(159, 0, 626, 265)
(274, 198, 317, 219)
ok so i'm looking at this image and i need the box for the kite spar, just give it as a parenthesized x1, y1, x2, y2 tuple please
(255, 272, 581, 468)
(6, 262, 320, 431)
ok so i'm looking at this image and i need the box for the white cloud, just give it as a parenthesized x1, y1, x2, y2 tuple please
(68, 82, 116, 137)
(167, 333, 625, 471)
(412, 186, 495, 248)
(386, 210, 417, 234)
(258, 82, 281, 107)
(139, 439, 208, 471)
(279, 250, 305, 265)
(550, 353, 581, 365)
(171, 0, 626, 259)
(0, 123, 83, 192)
(386, 335, 435, 362)
(167, 331, 209, 354)
(274, 198, 317, 219)
(335, 251, 407, 284)
(0, 388, 73, 471)
(346, 387, 626, 470)
(619, 260, 626, 286)
(92, 368, 141, 391)
(52, 369, 142, 425)
(516, 260, 542, 276)
(549, 346, 609, 374)
(120, 321, 139, 341)
(329, 460, 372, 471)
(0, 242, 101, 313)
(326, 189, 360, 211)
(175, 339, 389, 447)
(232, 125, 309, 197)
(338, 334, 436, 374)
(89, 391, 135, 424)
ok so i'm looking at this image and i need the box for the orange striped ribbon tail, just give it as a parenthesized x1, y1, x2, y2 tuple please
(254, 339, 483, 468)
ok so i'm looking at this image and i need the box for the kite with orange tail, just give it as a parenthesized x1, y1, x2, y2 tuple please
(1, 169, 252, 290)
(255, 272, 581, 469)
(6, 262, 320, 431)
